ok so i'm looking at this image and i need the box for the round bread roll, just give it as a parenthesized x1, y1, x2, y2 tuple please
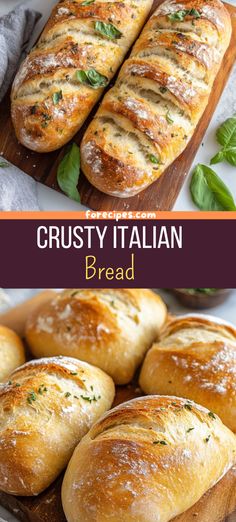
(62, 395, 236, 522)
(25, 289, 167, 385)
(0, 325, 25, 381)
(0, 356, 115, 496)
(139, 315, 236, 431)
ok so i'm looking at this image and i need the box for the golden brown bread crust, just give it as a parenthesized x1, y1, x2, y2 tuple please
(139, 315, 236, 431)
(81, 0, 232, 197)
(0, 325, 25, 381)
(25, 289, 167, 385)
(61, 395, 236, 522)
(11, 0, 152, 153)
(0, 356, 115, 496)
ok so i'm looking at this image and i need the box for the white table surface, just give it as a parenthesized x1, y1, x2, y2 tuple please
(1, 0, 236, 211)
(0, 287, 236, 521)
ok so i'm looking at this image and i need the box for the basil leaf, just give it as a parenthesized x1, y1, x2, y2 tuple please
(216, 116, 236, 148)
(76, 69, 108, 88)
(210, 116, 236, 166)
(94, 21, 122, 40)
(81, 0, 95, 5)
(57, 143, 81, 203)
(0, 162, 10, 168)
(168, 8, 201, 22)
(223, 147, 236, 166)
(190, 164, 236, 211)
(211, 147, 236, 166)
(210, 150, 225, 165)
(52, 90, 63, 105)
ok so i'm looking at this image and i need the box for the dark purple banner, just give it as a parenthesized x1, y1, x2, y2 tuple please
(0, 219, 235, 287)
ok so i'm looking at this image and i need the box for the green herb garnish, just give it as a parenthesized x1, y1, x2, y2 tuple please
(166, 111, 174, 125)
(57, 143, 81, 203)
(94, 21, 122, 40)
(208, 411, 216, 420)
(159, 86, 167, 94)
(75, 69, 108, 89)
(27, 391, 37, 404)
(52, 90, 63, 105)
(0, 162, 10, 168)
(180, 288, 217, 295)
(70, 372, 78, 376)
(205, 435, 211, 443)
(190, 164, 236, 211)
(210, 115, 236, 166)
(168, 9, 201, 22)
(65, 392, 71, 398)
(153, 440, 168, 445)
(81, 0, 95, 5)
(184, 403, 192, 411)
(148, 154, 159, 164)
(186, 427, 194, 433)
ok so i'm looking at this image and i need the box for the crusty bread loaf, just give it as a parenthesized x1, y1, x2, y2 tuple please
(139, 315, 236, 432)
(11, 0, 152, 153)
(0, 356, 115, 496)
(81, 0, 232, 197)
(0, 325, 25, 382)
(25, 289, 167, 385)
(62, 395, 236, 522)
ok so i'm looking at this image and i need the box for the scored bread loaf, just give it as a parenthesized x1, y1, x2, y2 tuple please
(62, 395, 236, 522)
(11, 0, 153, 153)
(0, 356, 114, 496)
(25, 289, 167, 385)
(81, 0, 232, 197)
(139, 315, 236, 431)
(0, 325, 25, 382)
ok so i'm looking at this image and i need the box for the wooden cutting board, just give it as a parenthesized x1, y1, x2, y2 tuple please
(0, 2, 235, 210)
(0, 380, 235, 522)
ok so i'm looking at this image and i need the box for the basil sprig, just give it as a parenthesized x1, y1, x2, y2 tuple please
(76, 69, 108, 89)
(168, 8, 201, 22)
(94, 21, 122, 40)
(210, 116, 236, 166)
(57, 143, 81, 203)
(190, 164, 236, 211)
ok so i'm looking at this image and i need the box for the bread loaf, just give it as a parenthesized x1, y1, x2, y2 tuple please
(62, 395, 236, 522)
(11, 0, 152, 153)
(81, 0, 232, 197)
(25, 289, 167, 385)
(139, 315, 236, 431)
(0, 356, 114, 496)
(0, 325, 25, 381)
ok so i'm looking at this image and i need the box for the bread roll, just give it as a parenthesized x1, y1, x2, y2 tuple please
(81, 0, 232, 197)
(11, 0, 152, 153)
(62, 395, 236, 522)
(25, 289, 167, 385)
(139, 315, 236, 431)
(0, 325, 25, 382)
(0, 356, 114, 496)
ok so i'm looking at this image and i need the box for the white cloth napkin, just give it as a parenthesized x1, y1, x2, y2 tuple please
(0, 161, 40, 210)
(0, 3, 42, 210)
(0, 4, 41, 101)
